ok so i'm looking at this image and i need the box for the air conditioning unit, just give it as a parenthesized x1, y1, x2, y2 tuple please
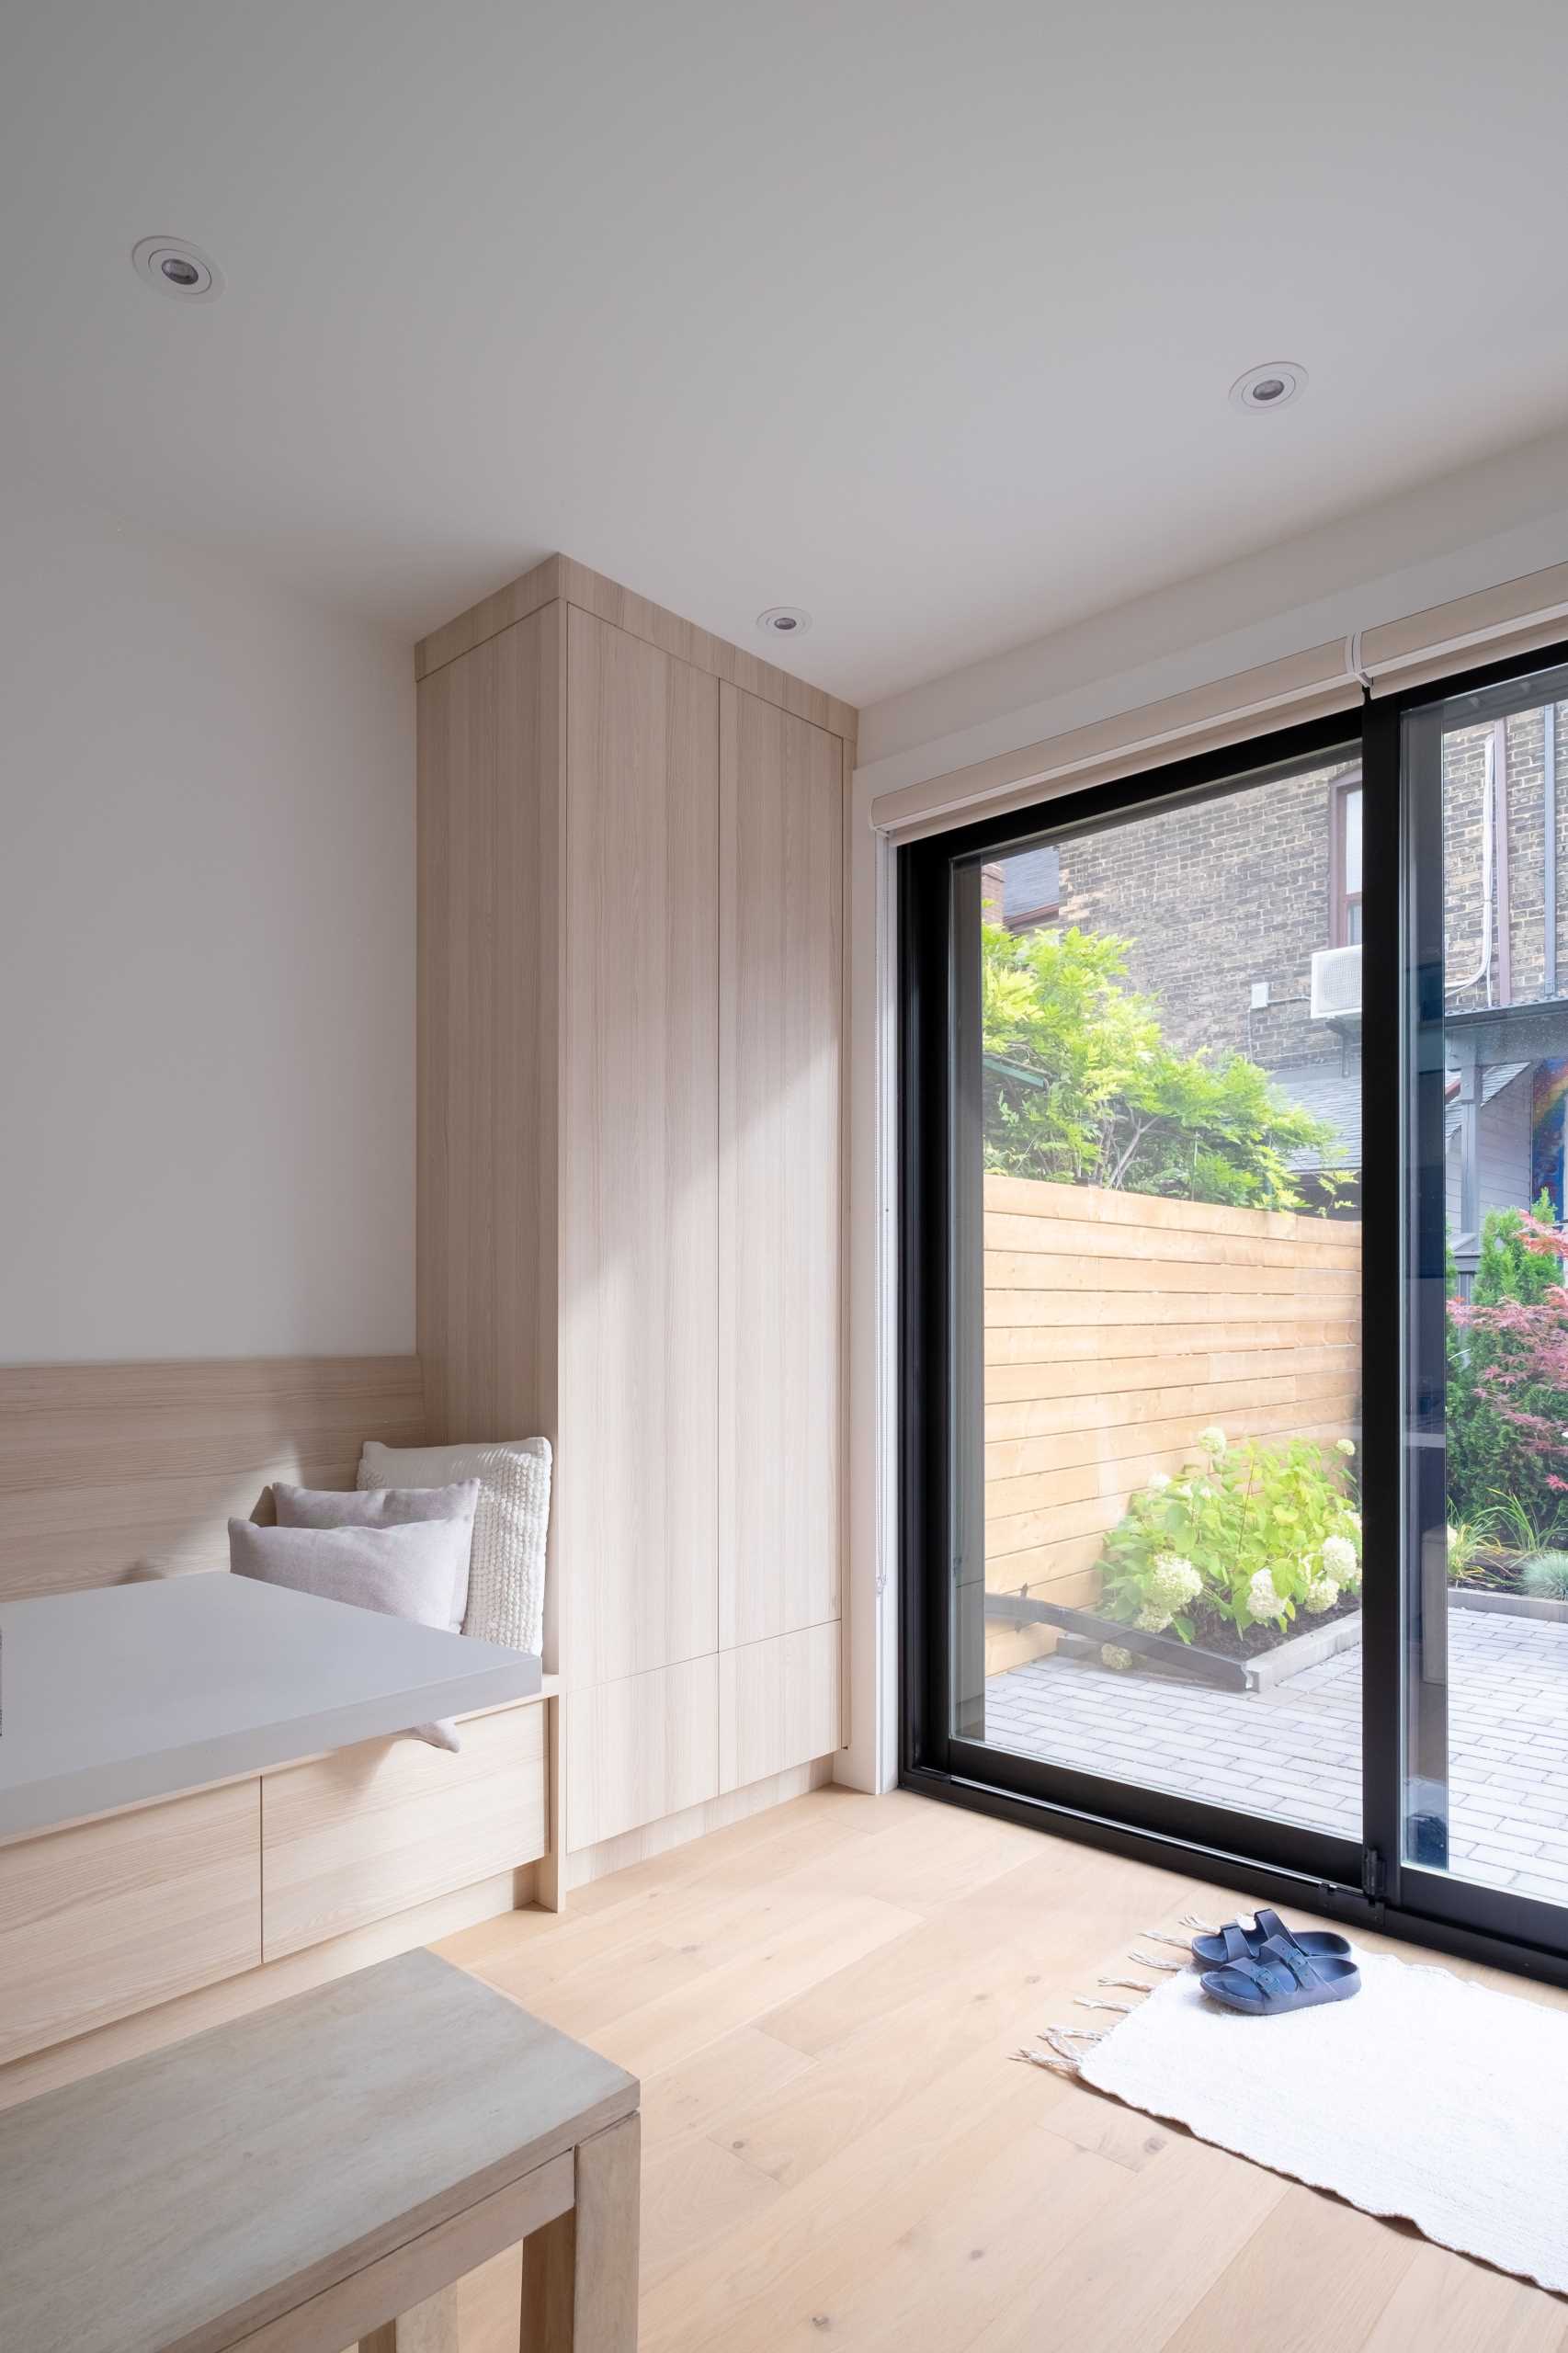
(1311, 944, 1362, 1021)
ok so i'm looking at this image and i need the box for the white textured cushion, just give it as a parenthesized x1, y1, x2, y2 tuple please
(358, 1438, 550, 1655)
(228, 1518, 476, 1751)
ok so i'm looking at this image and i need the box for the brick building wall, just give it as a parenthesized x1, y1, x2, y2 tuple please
(1445, 706, 1568, 1015)
(989, 700, 1568, 1071)
(1051, 756, 1359, 1068)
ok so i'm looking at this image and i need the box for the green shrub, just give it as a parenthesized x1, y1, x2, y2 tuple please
(1521, 1552, 1568, 1602)
(1447, 1197, 1568, 1544)
(1096, 1430, 1362, 1642)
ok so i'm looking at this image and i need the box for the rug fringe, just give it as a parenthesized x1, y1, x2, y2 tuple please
(1023, 1922, 1196, 2075)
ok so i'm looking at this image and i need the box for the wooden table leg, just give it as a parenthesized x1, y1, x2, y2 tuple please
(358, 2283, 460, 2351)
(519, 2113, 640, 2348)
(520, 2203, 576, 2345)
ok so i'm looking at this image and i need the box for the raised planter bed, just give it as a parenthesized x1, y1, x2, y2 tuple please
(1449, 1586, 1568, 1625)
(986, 1588, 1361, 1694)
(1243, 1608, 1361, 1688)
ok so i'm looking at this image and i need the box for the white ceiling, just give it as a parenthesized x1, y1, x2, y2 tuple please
(6, 1, 1568, 710)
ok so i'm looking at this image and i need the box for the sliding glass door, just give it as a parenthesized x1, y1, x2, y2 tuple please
(903, 649, 1568, 1974)
(905, 723, 1371, 1891)
(1400, 658, 1568, 1952)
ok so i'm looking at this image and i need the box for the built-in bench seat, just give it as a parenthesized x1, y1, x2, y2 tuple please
(0, 1577, 556, 2095)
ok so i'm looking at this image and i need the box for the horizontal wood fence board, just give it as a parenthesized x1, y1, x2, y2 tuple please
(983, 1286, 1352, 1331)
(982, 1346, 1356, 1412)
(983, 1318, 1357, 1366)
(982, 1173, 1352, 1240)
(983, 1368, 1354, 1458)
(983, 1427, 1362, 1522)
(981, 1249, 1357, 1299)
(985, 1538, 1108, 1593)
(982, 1208, 1360, 1271)
(983, 1384, 1361, 1487)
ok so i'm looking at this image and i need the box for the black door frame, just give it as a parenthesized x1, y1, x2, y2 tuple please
(900, 646, 1568, 1991)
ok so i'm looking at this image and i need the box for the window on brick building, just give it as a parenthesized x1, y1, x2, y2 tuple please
(1001, 844, 1061, 931)
(1333, 779, 1363, 945)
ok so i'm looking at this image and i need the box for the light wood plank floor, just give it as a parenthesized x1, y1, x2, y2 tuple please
(434, 1787, 1568, 2352)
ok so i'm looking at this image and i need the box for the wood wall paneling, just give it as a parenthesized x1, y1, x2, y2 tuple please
(559, 609, 720, 1689)
(719, 687, 843, 1651)
(0, 1357, 425, 1602)
(718, 1623, 842, 1795)
(0, 1780, 260, 2065)
(565, 1656, 720, 1853)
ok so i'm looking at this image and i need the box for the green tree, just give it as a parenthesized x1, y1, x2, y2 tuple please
(981, 923, 1345, 1212)
(1472, 1194, 1560, 1306)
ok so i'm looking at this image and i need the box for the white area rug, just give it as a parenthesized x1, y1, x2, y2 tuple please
(1074, 1948, 1568, 2297)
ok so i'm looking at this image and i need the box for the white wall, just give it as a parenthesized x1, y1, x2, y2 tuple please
(0, 505, 414, 1362)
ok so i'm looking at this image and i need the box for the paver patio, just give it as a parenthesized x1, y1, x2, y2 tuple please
(985, 1603, 1568, 1905)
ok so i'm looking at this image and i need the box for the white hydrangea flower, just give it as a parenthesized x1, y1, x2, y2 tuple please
(1321, 1534, 1358, 1586)
(1146, 1470, 1173, 1492)
(1335, 1437, 1357, 1457)
(1247, 1567, 1288, 1623)
(1134, 1605, 1172, 1632)
(1100, 1643, 1133, 1671)
(1303, 1573, 1338, 1614)
(1446, 1524, 1459, 1550)
(1195, 1426, 1227, 1455)
(1147, 1552, 1203, 1613)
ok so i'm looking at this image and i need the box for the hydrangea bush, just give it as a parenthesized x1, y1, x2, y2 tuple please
(1096, 1428, 1362, 1651)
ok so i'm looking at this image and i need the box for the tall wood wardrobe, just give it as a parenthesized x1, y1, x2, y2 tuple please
(415, 557, 851, 1867)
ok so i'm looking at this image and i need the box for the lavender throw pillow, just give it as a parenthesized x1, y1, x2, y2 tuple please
(270, 1480, 480, 1630)
(228, 1517, 475, 1751)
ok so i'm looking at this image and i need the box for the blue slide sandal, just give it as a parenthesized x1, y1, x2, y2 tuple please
(1200, 1936, 1361, 2015)
(1189, 1906, 1350, 1969)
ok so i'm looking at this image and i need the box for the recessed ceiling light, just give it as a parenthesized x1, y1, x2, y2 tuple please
(1230, 361, 1307, 414)
(131, 236, 223, 303)
(757, 606, 812, 639)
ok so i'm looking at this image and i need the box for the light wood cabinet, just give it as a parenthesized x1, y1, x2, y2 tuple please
(720, 687, 844, 1650)
(261, 1701, 547, 1959)
(560, 608, 720, 1687)
(566, 1655, 721, 1851)
(719, 1622, 842, 1795)
(417, 559, 851, 1859)
(0, 1782, 259, 2066)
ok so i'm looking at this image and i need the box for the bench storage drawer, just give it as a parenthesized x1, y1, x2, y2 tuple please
(261, 1699, 547, 1958)
(0, 1782, 261, 2065)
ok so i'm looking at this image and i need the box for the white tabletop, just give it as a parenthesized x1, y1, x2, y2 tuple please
(0, 1575, 542, 1842)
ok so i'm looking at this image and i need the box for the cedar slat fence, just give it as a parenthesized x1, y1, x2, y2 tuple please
(983, 1174, 1361, 1675)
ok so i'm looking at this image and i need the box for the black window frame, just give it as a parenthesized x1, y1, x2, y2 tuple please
(899, 644, 1568, 1993)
